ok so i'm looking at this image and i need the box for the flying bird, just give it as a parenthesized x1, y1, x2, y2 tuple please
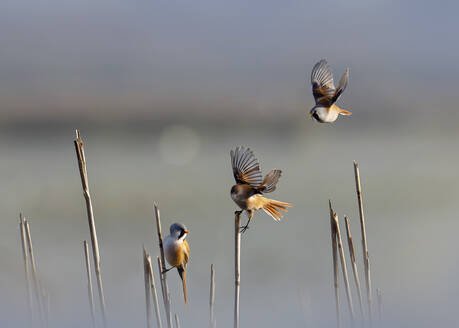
(164, 223, 190, 304)
(230, 146, 292, 232)
(309, 59, 351, 123)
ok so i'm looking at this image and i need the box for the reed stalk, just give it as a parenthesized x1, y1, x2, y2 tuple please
(344, 216, 364, 319)
(24, 219, 45, 327)
(83, 241, 96, 328)
(174, 314, 180, 328)
(234, 211, 241, 328)
(154, 204, 172, 328)
(332, 209, 354, 321)
(146, 254, 162, 328)
(329, 201, 340, 328)
(144, 248, 152, 328)
(210, 264, 216, 328)
(354, 161, 372, 321)
(19, 214, 33, 324)
(74, 130, 107, 327)
(376, 288, 382, 321)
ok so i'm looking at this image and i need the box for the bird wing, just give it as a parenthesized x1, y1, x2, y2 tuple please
(311, 59, 336, 106)
(257, 169, 282, 193)
(230, 147, 263, 187)
(182, 239, 190, 268)
(331, 68, 349, 104)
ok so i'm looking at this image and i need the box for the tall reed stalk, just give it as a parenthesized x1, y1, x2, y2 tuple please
(329, 201, 340, 328)
(344, 216, 364, 319)
(332, 209, 354, 321)
(210, 264, 216, 328)
(74, 130, 107, 327)
(19, 214, 33, 324)
(24, 219, 45, 327)
(234, 211, 241, 328)
(143, 248, 152, 328)
(354, 161, 372, 321)
(154, 204, 172, 328)
(146, 254, 162, 328)
(83, 240, 96, 328)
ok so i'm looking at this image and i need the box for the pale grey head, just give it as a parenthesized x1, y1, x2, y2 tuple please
(170, 222, 189, 240)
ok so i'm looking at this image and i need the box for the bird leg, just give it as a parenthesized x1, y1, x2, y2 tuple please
(162, 267, 174, 274)
(240, 211, 253, 233)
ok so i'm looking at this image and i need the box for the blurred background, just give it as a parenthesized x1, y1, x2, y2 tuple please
(1, 0, 459, 327)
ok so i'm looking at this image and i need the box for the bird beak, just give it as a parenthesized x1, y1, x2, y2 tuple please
(184, 230, 190, 234)
(308, 113, 313, 117)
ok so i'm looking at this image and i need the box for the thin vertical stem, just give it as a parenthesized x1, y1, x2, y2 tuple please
(376, 288, 382, 321)
(143, 248, 152, 328)
(354, 161, 372, 322)
(146, 254, 162, 328)
(84, 241, 96, 328)
(74, 130, 107, 327)
(174, 314, 180, 328)
(344, 216, 364, 319)
(157, 257, 172, 328)
(333, 211, 354, 321)
(154, 204, 172, 328)
(210, 264, 215, 328)
(24, 219, 45, 327)
(329, 201, 340, 328)
(234, 211, 241, 328)
(19, 214, 33, 324)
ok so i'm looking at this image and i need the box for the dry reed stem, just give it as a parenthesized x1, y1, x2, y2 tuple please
(234, 211, 241, 328)
(146, 254, 162, 328)
(74, 130, 107, 327)
(329, 201, 340, 328)
(24, 219, 45, 327)
(174, 314, 180, 328)
(210, 264, 215, 328)
(354, 162, 372, 322)
(333, 210, 355, 321)
(376, 288, 382, 321)
(19, 214, 33, 324)
(344, 216, 364, 319)
(143, 248, 152, 328)
(84, 241, 96, 328)
(157, 257, 172, 328)
(154, 204, 172, 328)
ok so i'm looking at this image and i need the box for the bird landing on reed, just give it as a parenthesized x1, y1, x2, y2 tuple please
(230, 146, 292, 232)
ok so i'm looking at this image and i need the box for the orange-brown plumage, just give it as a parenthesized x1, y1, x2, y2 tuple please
(230, 147, 292, 230)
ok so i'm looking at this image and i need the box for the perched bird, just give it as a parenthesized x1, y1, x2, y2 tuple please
(164, 223, 190, 304)
(230, 146, 292, 232)
(309, 59, 351, 123)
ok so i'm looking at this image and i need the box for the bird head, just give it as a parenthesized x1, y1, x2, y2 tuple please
(309, 106, 327, 122)
(170, 223, 190, 240)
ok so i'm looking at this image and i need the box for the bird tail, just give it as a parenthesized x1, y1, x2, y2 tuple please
(261, 197, 292, 221)
(337, 107, 352, 116)
(178, 267, 187, 304)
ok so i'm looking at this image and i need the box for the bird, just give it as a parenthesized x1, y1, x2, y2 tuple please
(163, 223, 190, 304)
(309, 59, 351, 123)
(230, 146, 292, 232)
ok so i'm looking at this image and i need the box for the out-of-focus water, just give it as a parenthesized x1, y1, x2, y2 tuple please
(1, 117, 458, 327)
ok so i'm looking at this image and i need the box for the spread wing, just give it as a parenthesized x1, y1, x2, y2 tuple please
(311, 59, 336, 106)
(331, 68, 349, 103)
(230, 146, 263, 187)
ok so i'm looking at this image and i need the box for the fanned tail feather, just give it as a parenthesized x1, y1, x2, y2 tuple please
(262, 199, 292, 221)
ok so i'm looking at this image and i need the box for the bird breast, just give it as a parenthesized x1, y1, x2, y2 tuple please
(164, 237, 186, 267)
